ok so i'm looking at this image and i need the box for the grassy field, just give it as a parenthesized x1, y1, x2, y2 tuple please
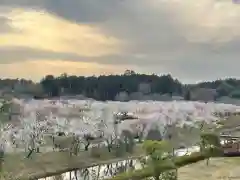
(179, 157, 240, 180)
(216, 116, 240, 130)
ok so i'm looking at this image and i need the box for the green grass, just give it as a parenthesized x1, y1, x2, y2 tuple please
(215, 116, 240, 138)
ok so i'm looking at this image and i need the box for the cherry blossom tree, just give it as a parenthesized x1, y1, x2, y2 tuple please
(0, 123, 17, 170)
(15, 112, 48, 158)
(4, 98, 239, 162)
(98, 107, 117, 152)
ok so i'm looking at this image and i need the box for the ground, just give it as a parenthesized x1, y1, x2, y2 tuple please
(1, 144, 145, 180)
(179, 157, 240, 180)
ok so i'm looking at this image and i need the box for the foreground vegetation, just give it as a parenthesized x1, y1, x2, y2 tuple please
(107, 132, 225, 180)
(0, 97, 239, 180)
(0, 114, 236, 180)
(0, 130, 223, 180)
(0, 145, 144, 180)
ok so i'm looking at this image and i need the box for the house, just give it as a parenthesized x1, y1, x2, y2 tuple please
(223, 141, 240, 154)
(190, 88, 217, 102)
(221, 135, 240, 155)
(138, 83, 151, 95)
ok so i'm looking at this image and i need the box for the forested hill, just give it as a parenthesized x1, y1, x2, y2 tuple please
(1, 70, 240, 101)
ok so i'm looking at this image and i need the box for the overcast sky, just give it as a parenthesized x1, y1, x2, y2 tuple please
(0, 0, 239, 83)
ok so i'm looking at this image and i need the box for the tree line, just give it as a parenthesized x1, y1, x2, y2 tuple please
(1, 70, 240, 101)
(40, 71, 183, 100)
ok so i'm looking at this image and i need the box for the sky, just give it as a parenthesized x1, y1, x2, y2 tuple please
(0, 0, 240, 83)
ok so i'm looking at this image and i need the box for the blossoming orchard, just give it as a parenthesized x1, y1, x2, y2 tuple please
(0, 98, 240, 179)
(0, 99, 238, 156)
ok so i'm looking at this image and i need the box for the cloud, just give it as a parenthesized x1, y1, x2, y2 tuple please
(0, 60, 128, 81)
(0, 16, 15, 33)
(0, 46, 141, 81)
(5, 0, 238, 44)
(0, 7, 123, 57)
(161, 0, 240, 43)
(0, 46, 86, 64)
(0, 0, 240, 82)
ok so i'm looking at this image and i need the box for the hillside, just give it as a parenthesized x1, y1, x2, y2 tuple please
(1, 72, 240, 102)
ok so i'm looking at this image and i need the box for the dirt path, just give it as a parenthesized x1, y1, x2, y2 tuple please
(178, 157, 240, 180)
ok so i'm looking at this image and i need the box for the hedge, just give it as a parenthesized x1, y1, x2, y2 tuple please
(107, 150, 218, 180)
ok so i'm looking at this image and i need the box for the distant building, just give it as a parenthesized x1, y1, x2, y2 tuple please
(129, 92, 144, 100)
(223, 140, 240, 154)
(138, 83, 151, 95)
(115, 91, 129, 101)
(190, 88, 217, 102)
(216, 96, 240, 106)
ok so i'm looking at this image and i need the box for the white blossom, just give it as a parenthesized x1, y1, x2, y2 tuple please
(2, 98, 239, 154)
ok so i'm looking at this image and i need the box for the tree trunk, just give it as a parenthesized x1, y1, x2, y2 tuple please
(52, 136, 55, 151)
(107, 144, 112, 152)
(74, 170, 78, 180)
(0, 159, 3, 172)
(26, 148, 34, 158)
(84, 141, 90, 151)
(36, 147, 40, 153)
(206, 158, 210, 166)
(74, 142, 79, 155)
